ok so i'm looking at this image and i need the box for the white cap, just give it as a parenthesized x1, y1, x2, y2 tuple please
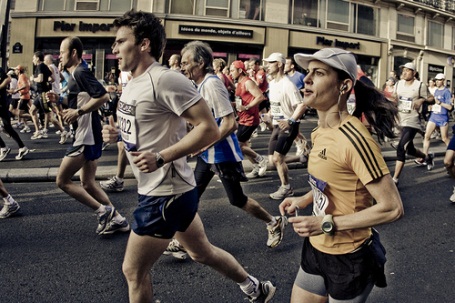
(294, 48, 357, 83)
(399, 62, 416, 71)
(263, 52, 286, 64)
(434, 73, 445, 80)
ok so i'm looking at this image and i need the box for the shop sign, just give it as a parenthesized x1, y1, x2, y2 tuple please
(53, 21, 114, 33)
(316, 36, 360, 50)
(179, 25, 253, 38)
(428, 64, 444, 73)
(12, 42, 22, 54)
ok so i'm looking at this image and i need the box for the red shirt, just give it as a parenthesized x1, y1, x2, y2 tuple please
(255, 69, 268, 93)
(235, 77, 260, 126)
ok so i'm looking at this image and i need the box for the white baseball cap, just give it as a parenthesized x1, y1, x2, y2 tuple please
(263, 52, 286, 64)
(399, 62, 416, 71)
(434, 73, 445, 80)
(294, 48, 357, 83)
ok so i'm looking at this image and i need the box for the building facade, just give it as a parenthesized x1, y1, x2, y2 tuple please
(8, 0, 455, 91)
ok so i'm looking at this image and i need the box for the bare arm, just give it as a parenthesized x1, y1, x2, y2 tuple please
(0, 76, 11, 90)
(62, 93, 110, 124)
(239, 80, 265, 110)
(286, 174, 404, 237)
(129, 97, 220, 173)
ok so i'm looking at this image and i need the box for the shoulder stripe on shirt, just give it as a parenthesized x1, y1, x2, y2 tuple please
(340, 121, 384, 180)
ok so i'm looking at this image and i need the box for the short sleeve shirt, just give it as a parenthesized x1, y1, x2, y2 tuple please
(308, 116, 389, 254)
(118, 62, 201, 196)
(395, 79, 428, 129)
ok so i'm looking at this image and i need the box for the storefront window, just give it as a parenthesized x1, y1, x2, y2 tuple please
(75, 0, 99, 10)
(166, 0, 195, 15)
(397, 14, 415, 42)
(327, 0, 349, 31)
(39, 0, 133, 11)
(40, 0, 65, 11)
(354, 4, 377, 36)
(101, 0, 133, 11)
(205, 0, 230, 17)
(239, 0, 263, 21)
(290, 0, 320, 27)
(428, 21, 443, 48)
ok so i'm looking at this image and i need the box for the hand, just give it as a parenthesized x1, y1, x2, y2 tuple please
(46, 91, 58, 103)
(130, 151, 158, 173)
(62, 108, 79, 124)
(278, 119, 290, 131)
(102, 118, 119, 144)
(279, 197, 301, 217)
(287, 215, 324, 237)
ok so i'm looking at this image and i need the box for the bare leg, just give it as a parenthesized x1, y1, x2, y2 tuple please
(56, 155, 106, 210)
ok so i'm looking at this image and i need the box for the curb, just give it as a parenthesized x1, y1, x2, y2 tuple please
(2, 149, 448, 183)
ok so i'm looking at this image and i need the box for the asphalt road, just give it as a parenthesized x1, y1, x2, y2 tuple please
(0, 116, 454, 302)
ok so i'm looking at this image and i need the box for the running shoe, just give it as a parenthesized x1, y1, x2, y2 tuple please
(269, 186, 294, 200)
(100, 218, 130, 235)
(41, 129, 48, 138)
(0, 147, 11, 161)
(246, 165, 260, 179)
(96, 206, 115, 234)
(258, 157, 268, 177)
(20, 126, 31, 133)
(15, 147, 29, 160)
(59, 130, 71, 144)
(426, 153, 434, 171)
(267, 216, 288, 248)
(100, 176, 124, 192)
(247, 281, 276, 303)
(163, 239, 188, 259)
(295, 138, 310, 156)
(414, 158, 427, 166)
(31, 131, 42, 140)
(450, 186, 455, 203)
(0, 201, 20, 219)
(259, 121, 267, 132)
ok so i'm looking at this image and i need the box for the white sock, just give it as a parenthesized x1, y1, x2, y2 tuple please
(95, 205, 106, 215)
(283, 184, 291, 189)
(238, 275, 260, 297)
(4, 194, 15, 205)
(115, 176, 123, 182)
(254, 155, 263, 163)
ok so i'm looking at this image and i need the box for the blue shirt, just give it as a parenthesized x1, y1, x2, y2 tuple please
(197, 74, 244, 164)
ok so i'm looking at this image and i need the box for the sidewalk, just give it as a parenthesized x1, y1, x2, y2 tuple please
(1, 136, 449, 183)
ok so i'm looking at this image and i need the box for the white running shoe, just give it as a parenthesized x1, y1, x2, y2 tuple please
(15, 147, 29, 160)
(31, 131, 42, 140)
(163, 239, 188, 259)
(258, 157, 268, 177)
(267, 216, 287, 248)
(450, 187, 455, 203)
(0, 147, 11, 161)
(269, 186, 294, 200)
(246, 165, 260, 179)
(59, 131, 70, 144)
